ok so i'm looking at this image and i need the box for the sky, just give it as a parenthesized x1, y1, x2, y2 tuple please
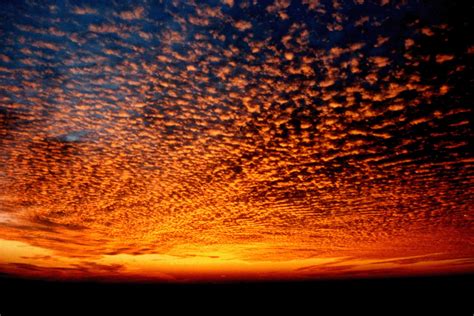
(0, 0, 473, 282)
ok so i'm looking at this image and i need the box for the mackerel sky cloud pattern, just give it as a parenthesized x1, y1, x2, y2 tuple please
(0, 0, 473, 281)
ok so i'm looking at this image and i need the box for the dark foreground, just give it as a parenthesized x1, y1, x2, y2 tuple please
(1, 274, 473, 314)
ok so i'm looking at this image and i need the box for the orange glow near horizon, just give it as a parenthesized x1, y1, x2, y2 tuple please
(0, 0, 473, 282)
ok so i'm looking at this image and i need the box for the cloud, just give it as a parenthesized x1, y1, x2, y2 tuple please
(117, 7, 145, 20)
(234, 20, 252, 31)
(435, 54, 454, 63)
(0, 0, 472, 281)
(72, 6, 97, 15)
(221, 0, 234, 7)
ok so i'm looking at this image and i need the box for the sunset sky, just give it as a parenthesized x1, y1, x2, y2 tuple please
(0, 0, 473, 282)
